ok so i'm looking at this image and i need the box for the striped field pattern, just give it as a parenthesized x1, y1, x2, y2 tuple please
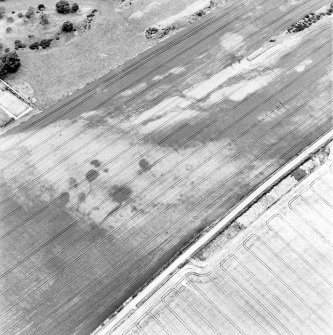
(111, 157, 333, 335)
(0, 1, 331, 334)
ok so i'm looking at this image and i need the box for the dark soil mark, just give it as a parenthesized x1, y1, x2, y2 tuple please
(86, 169, 99, 183)
(68, 177, 78, 189)
(78, 192, 86, 202)
(103, 168, 109, 173)
(90, 159, 101, 168)
(54, 192, 70, 207)
(109, 185, 133, 204)
(291, 167, 307, 181)
(139, 158, 152, 172)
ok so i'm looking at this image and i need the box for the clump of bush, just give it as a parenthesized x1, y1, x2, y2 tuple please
(56, 1, 80, 14)
(17, 12, 24, 18)
(56, 0, 70, 14)
(29, 41, 40, 50)
(14, 40, 26, 49)
(62, 20, 73, 32)
(40, 38, 53, 49)
(3, 51, 21, 72)
(6, 26, 12, 33)
(195, 10, 205, 17)
(6, 16, 14, 23)
(72, 2, 79, 12)
(82, 8, 97, 30)
(287, 6, 333, 33)
(0, 51, 21, 78)
(145, 27, 159, 39)
(29, 38, 53, 50)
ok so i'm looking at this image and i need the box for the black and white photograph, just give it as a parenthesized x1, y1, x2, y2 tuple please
(0, 1, 332, 334)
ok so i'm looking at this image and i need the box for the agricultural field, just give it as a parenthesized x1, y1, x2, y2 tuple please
(109, 142, 333, 335)
(0, 0, 216, 108)
(0, 0, 332, 335)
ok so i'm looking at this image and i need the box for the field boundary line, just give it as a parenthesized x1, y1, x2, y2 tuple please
(92, 129, 333, 335)
(0, 79, 39, 111)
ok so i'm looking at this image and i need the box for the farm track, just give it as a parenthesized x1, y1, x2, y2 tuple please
(0, 0, 331, 334)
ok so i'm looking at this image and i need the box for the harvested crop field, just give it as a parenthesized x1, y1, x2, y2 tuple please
(0, 0, 332, 334)
(109, 143, 333, 335)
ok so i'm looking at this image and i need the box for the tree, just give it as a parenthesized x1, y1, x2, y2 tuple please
(38, 4, 45, 11)
(56, 0, 70, 14)
(2, 51, 21, 73)
(72, 2, 79, 12)
(62, 20, 73, 32)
